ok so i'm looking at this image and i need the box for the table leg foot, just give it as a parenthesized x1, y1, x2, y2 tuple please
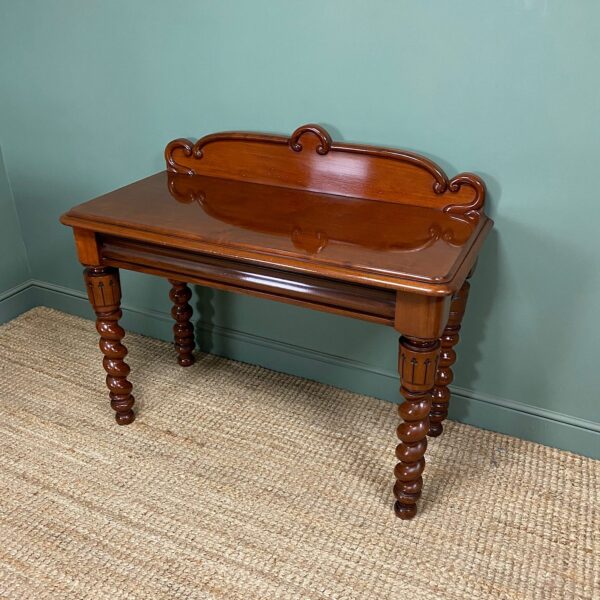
(84, 267, 135, 425)
(168, 280, 196, 367)
(429, 281, 470, 438)
(394, 336, 440, 519)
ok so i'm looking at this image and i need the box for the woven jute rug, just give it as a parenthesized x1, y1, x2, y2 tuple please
(0, 307, 597, 599)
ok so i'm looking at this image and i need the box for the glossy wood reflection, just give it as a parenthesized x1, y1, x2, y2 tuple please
(62, 171, 490, 293)
(167, 173, 479, 279)
(61, 123, 492, 520)
(165, 124, 485, 220)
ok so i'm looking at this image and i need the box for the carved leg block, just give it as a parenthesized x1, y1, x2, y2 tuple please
(168, 280, 195, 367)
(84, 267, 135, 425)
(394, 336, 440, 519)
(429, 281, 470, 438)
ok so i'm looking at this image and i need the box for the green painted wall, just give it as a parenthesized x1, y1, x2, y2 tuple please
(0, 1, 598, 455)
(0, 145, 30, 294)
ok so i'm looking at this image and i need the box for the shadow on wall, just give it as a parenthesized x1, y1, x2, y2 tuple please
(432, 169, 502, 423)
(452, 204, 597, 429)
(195, 287, 215, 356)
(449, 229, 499, 424)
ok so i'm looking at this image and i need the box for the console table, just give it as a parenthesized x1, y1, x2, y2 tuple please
(60, 124, 492, 519)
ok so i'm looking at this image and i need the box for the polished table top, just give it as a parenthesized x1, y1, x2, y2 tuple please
(62, 171, 491, 292)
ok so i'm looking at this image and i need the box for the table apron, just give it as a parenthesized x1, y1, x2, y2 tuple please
(99, 236, 397, 326)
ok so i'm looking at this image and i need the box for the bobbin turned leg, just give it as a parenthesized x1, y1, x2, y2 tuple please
(428, 281, 470, 438)
(84, 267, 135, 425)
(168, 280, 195, 367)
(394, 336, 440, 519)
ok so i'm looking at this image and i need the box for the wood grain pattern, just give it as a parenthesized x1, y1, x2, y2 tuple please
(394, 292, 452, 339)
(84, 267, 135, 425)
(73, 228, 100, 265)
(165, 124, 484, 220)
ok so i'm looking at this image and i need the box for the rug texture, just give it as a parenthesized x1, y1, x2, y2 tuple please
(0, 307, 597, 600)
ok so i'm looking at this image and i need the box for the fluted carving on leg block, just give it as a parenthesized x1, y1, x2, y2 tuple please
(428, 281, 470, 438)
(168, 280, 196, 367)
(84, 267, 135, 425)
(394, 336, 440, 519)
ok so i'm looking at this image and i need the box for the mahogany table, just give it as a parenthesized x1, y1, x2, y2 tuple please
(61, 124, 492, 519)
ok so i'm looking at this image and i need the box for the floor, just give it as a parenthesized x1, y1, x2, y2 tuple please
(0, 307, 597, 599)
